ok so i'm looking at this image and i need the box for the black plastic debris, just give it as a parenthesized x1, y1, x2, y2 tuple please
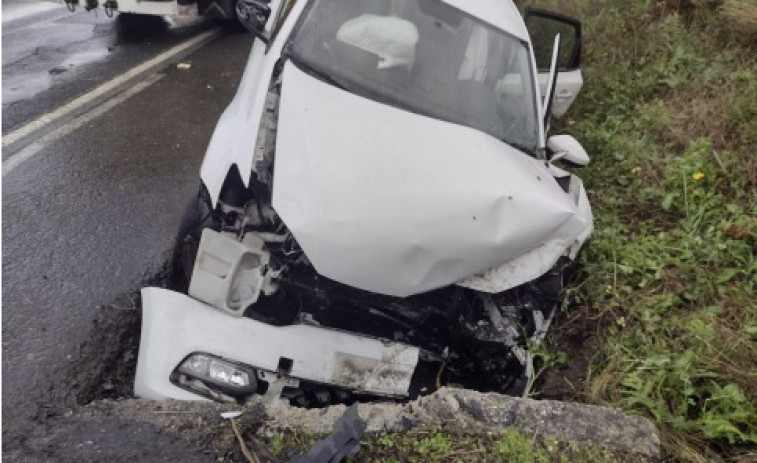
(287, 404, 367, 463)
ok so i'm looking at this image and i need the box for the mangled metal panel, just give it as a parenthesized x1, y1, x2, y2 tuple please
(272, 62, 591, 297)
(134, 287, 420, 400)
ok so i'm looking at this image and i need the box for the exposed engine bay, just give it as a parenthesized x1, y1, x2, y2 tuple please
(169, 190, 567, 405)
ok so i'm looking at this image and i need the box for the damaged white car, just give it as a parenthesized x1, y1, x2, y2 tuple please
(136, 0, 593, 406)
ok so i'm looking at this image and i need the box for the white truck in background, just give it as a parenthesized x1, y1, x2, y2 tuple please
(51, 0, 248, 23)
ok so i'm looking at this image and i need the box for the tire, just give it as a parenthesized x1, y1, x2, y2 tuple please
(200, 0, 246, 32)
(171, 185, 214, 290)
(220, 0, 247, 33)
(116, 13, 169, 43)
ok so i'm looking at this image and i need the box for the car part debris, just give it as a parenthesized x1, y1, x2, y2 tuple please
(287, 404, 367, 463)
(135, 287, 419, 402)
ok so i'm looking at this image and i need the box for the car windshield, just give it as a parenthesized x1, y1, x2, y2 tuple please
(286, 0, 541, 155)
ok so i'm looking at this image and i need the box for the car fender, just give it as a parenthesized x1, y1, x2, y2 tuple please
(200, 0, 307, 205)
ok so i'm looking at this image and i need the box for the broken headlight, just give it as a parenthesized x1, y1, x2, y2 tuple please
(171, 353, 258, 402)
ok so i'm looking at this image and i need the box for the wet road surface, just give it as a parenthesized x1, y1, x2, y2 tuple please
(2, 4, 255, 452)
(2, 0, 215, 134)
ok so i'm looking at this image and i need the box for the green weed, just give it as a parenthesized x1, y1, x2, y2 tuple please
(523, 1, 756, 461)
(491, 430, 549, 463)
(352, 430, 632, 462)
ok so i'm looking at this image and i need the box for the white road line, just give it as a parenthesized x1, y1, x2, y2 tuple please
(2, 27, 221, 148)
(2, 74, 164, 177)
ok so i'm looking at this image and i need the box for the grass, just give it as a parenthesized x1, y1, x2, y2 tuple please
(520, 0, 757, 461)
(203, 2, 755, 462)
(259, 429, 643, 463)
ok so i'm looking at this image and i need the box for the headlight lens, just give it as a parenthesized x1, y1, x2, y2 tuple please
(173, 353, 257, 402)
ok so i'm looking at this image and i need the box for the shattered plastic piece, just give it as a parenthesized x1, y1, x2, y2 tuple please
(221, 411, 243, 419)
(287, 404, 366, 463)
(176, 62, 192, 70)
(188, 229, 272, 316)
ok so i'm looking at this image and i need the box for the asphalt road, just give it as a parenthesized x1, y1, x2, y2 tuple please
(2, 0, 215, 134)
(2, 2, 255, 450)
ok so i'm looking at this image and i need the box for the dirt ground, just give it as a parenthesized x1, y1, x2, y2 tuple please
(536, 308, 599, 401)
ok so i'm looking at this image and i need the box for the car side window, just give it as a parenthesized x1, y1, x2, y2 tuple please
(524, 8, 581, 72)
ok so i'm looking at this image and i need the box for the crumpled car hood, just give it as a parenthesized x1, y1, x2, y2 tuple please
(272, 62, 590, 298)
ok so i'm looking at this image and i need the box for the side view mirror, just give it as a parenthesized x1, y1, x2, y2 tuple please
(547, 135, 590, 167)
(236, 0, 272, 43)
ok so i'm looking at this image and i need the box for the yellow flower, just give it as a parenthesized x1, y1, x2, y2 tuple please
(631, 166, 641, 174)
(692, 172, 705, 181)
(616, 317, 627, 328)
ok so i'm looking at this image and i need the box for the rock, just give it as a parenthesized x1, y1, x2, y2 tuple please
(444, 393, 460, 411)
(263, 400, 404, 434)
(399, 388, 659, 459)
(259, 388, 661, 459)
(28, 388, 659, 461)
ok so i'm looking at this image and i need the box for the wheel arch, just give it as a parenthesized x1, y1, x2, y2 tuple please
(218, 164, 254, 207)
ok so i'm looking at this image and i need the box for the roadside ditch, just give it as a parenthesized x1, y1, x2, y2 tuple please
(28, 265, 659, 462)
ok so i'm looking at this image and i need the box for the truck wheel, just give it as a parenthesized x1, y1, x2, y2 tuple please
(116, 13, 169, 42)
(198, 0, 246, 31)
(223, 0, 247, 32)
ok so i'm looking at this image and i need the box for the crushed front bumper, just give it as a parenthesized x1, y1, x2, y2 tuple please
(135, 287, 420, 402)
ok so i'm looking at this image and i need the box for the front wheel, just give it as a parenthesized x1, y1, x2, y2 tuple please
(171, 185, 215, 290)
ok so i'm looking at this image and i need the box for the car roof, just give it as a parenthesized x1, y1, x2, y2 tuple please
(441, 0, 529, 41)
